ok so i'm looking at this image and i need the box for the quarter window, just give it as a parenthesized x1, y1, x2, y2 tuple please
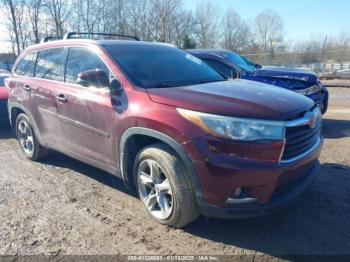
(65, 47, 109, 84)
(15, 52, 37, 76)
(35, 48, 64, 81)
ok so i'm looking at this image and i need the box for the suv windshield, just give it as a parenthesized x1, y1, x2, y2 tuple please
(224, 52, 257, 73)
(105, 44, 225, 88)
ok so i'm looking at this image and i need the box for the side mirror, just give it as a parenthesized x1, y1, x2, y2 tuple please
(110, 79, 123, 94)
(231, 69, 238, 79)
(76, 69, 110, 88)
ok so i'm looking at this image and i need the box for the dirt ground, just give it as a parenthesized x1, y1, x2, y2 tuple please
(0, 87, 349, 259)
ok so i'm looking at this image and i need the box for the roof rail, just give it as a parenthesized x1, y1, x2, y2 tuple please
(40, 36, 63, 43)
(63, 32, 140, 41)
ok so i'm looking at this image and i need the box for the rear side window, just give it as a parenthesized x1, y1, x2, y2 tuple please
(35, 48, 64, 81)
(202, 59, 234, 79)
(15, 52, 36, 76)
(65, 47, 109, 84)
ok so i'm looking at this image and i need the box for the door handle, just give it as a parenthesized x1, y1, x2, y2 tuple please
(23, 85, 31, 92)
(57, 94, 68, 103)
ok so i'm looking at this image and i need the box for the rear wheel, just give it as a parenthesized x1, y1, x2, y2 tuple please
(134, 143, 199, 228)
(16, 113, 48, 160)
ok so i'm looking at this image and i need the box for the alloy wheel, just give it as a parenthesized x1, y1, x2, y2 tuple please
(17, 119, 34, 156)
(137, 159, 173, 220)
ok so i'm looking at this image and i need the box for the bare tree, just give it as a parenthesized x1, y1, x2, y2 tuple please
(173, 9, 195, 47)
(73, 0, 103, 33)
(149, 0, 185, 43)
(101, 0, 128, 34)
(253, 10, 284, 52)
(194, 0, 220, 48)
(43, 0, 72, 37)
(126, 0, 153, 40)
(220, 7, 250, 51)
(1, 0, 27, 55)
(27, 0, 42, 43)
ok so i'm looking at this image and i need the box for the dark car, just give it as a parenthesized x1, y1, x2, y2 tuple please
(188, 49, 329, 114)
(6, 33, 322, 227)
(0, 72, 10, 122)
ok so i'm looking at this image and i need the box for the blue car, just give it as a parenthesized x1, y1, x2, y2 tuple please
(188, 49, 329, 114)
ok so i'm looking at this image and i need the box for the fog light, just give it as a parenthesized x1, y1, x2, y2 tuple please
(234, 187, 242, 198)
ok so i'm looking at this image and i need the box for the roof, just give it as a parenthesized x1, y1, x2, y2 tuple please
(187, 49, 231, 56)
(24, 39, 176, 53)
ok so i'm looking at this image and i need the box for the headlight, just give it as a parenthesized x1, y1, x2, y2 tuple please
(297, 84, 322, 95)
(177, 108, 285, 141)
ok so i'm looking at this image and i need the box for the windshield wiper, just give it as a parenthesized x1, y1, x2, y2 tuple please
(149, 83, 174, 89)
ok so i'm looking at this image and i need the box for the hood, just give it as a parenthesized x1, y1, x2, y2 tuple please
(0, 86, 9, 101)
(253, 66, 318, 83)
(147, 79, 313, 121)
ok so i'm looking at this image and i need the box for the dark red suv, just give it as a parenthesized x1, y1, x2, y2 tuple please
(6, 33, 323, 227)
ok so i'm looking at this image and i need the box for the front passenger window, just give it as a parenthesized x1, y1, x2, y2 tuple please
(65, 47, 109, 85)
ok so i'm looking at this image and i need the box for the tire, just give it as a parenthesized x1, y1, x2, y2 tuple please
(133, 143, 199, 228)
(15, 113, 48, 161)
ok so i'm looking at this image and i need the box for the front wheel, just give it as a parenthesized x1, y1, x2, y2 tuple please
(134, 143, 199, 228)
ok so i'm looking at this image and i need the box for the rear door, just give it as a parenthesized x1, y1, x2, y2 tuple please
(56, 46, 116, 168)
(29, 47, 65, 146)
(12, 52, 37, 118)
(11, 50, 64, 146)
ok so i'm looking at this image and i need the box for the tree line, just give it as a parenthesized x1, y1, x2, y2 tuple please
(1, 0, 349, 65)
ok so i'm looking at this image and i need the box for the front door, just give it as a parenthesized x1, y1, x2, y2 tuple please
(56, 47, 116, 169)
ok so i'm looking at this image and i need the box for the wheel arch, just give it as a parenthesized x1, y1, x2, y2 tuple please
(119, 127, 204, 204)
(8, 103, 43, 144)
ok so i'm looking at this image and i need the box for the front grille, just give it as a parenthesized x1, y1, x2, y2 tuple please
(282, 114, 321, 161)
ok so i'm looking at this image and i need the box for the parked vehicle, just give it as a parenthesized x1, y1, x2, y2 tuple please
(0, 72, 10, 122)
(6, 33, 323, 227)
(188, 49, 329, 114)
(320, 69, 350, 80)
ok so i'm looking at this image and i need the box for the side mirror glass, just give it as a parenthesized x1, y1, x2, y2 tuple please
(76, 69, 110, 88)
(110, 79, 123, 94)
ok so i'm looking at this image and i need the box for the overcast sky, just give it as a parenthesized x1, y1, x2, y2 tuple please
(1, 0, 349, 53)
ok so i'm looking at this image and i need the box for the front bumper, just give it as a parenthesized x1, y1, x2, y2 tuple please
(199, 160, 319, 219)
(183, 132, 323, 219)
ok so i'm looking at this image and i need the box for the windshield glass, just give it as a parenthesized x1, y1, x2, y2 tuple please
(105, 44, 224, 88)
(224, 52, 257, 73)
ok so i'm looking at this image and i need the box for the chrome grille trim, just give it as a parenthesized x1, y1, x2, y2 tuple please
(280, 137, 321, 163)
(280, 107, 322, 162)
